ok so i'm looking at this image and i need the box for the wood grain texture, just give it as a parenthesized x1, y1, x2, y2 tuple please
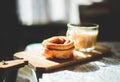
(14, 44, 111, 72)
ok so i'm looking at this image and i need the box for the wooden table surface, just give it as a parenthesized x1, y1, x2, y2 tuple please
(16, 42, 120, 82)
(38, 42, 120, 82)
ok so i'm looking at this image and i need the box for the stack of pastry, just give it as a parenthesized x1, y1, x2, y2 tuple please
(42, 36, 74, 59)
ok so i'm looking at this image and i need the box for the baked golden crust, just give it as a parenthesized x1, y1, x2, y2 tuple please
(42, 47, 74, 59)
(42, 36, 74, 59)
(42, 36, 74, 50)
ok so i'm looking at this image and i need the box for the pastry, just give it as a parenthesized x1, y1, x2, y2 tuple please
(42, 36, 74, 59)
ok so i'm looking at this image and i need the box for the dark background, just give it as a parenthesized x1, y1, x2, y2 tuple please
(0, 0, 120, 60)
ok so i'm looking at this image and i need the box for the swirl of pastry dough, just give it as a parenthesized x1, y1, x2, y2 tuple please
(41, 36, 74, 59)
(42, 36, 74, 50)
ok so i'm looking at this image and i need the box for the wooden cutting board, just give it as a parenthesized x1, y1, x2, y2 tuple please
(0, 60, 28, 71)
(14, 44, 111, 72)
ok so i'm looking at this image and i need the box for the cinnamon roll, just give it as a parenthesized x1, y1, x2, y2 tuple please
(42, 36, 74, 59)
